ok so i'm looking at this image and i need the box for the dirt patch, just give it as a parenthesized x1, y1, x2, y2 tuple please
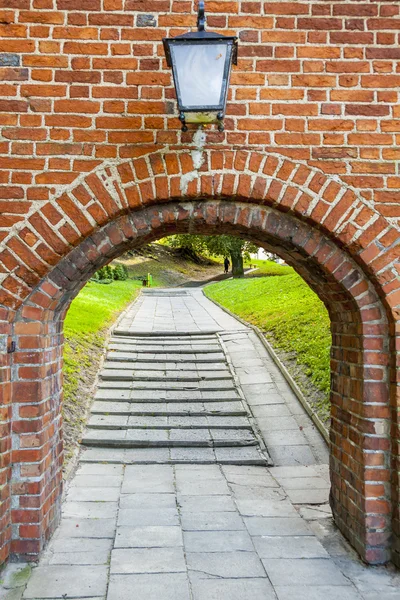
(62, 334, 106, 472)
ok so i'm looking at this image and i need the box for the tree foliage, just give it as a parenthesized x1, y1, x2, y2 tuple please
(163, 235, 259, 277)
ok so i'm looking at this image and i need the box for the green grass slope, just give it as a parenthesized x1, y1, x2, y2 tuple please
(205, 267, 331, 423)
(245, 258, 294, 276)
(63, 279, 141, 464)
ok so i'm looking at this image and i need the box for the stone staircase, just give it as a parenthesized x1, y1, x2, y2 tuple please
(81, 332, 269, 465)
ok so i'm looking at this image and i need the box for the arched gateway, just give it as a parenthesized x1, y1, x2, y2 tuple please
(0, 149, 399, 567)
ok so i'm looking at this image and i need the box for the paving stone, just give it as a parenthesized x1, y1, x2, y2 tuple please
(252, 403, 292, 417)
(66, 486, 120, 502)
(183, 530, 254, 552)
(118, 508, 179, 527)
(75, 464, 124, 476)
(170, 447, 216, 462)
(177, 495, 236, 513)
(235, 497, 298, 518)
(127, 415, 169, 427)
(122, 448, 171, 463)
(107, 573, 191, 600)
(246, 394, 286, 408)
(277, 477, 330, 490)
(264, 558, 350, 586)
(62, 501, 118, 519)
(176, 478, 230, 496)
(119, 493, 176, 509)
(48, 549, 110, 566)
(122, 465, 174, 493)
(115, 526, 183, 548)
(244, 516, 312, 536)
(180, 511, 245, 531)
(257, 417, 300, 432)
(190, 577, 277, 600)
(78, 448, 129, 463)
(88, 415, 129, 428)
(298, 505, 333, 520)
(91, 401, 132, 414)
(187, 551, 265, 578)
(49, 538, 112, 555)
(23, 566, 108, 598)
(267, 444, 318, 466)
(274, 586, 364, 600)
(213, 447, 267, 465)
(270, 466, 319, 479)
(110, 547, 186, 574)
(253, 535, 329, 558)
(230, 482, 285, 500)
(53, 518, 116, 539)
(169, 429, 213, 444)
(210, 428, 257, 445)
(222, 467, 278, 488)
(285, 488, 330, 504)
(175, 464, 222, 480)
(70, 475, 122, 488)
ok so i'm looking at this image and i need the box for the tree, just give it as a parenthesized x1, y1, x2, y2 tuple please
(164, 234, 258, 278)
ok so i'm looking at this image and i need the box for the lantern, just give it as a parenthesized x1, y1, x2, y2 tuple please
(163, 1, 238, 131)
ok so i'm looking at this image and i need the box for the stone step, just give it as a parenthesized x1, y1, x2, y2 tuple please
(103, 361, 228, 371)
(107, 352, 226, 363)
(94, 391, 241, 402)
(113, 330, 220, 337)
(91, 400, 248, 416)
(108, 345, 223, 355)
(81, 428, 258, 448)
(110, 335, 218, 345)
(80, 446, 269, 466)
(99, 370, 232, 382)
(87, 415, 252, 430)
(98, 380, 237, 391)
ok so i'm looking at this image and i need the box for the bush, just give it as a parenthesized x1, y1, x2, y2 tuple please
(96, 266, 109, 281)
(105, 265, 114, 280)
(94, 263, 129, 282)
(114, 264, 128, 280)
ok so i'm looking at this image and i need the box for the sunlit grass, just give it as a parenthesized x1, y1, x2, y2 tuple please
(205, 266, 331, 404)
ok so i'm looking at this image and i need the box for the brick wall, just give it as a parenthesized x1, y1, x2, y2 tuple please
(0, 0, 399, 568)
(0, 0, 399, 222)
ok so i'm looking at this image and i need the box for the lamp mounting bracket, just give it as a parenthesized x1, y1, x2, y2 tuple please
(197, 1, 205, 32)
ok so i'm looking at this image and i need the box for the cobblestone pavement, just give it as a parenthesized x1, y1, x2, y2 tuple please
(3, 289, 399, 599)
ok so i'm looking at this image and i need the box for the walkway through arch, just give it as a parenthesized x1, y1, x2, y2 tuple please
(0, 149, 398, 567)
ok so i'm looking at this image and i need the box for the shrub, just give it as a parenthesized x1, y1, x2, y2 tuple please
(114, 264, 128, 280)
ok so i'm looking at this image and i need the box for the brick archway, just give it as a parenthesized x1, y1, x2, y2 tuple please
(0, 150, 399, 568)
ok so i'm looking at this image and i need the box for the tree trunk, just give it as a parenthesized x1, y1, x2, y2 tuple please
(230, 247, 244, 278)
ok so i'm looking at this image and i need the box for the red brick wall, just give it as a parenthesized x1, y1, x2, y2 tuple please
(0, 0, 399, 223)
(0, 0, 399, 568)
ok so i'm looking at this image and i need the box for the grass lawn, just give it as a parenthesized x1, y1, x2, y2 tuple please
(245, 258, 293, 276)
(63, 279, 141, 463)
(205, 265, 331, 423)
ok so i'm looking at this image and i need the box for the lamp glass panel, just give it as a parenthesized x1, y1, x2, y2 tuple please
(171, 42, 228, 108)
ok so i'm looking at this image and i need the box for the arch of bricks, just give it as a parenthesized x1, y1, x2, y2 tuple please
(0, 149, 399, 568)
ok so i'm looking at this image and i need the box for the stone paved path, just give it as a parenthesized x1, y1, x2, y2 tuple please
(5, 289, 399, 599)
